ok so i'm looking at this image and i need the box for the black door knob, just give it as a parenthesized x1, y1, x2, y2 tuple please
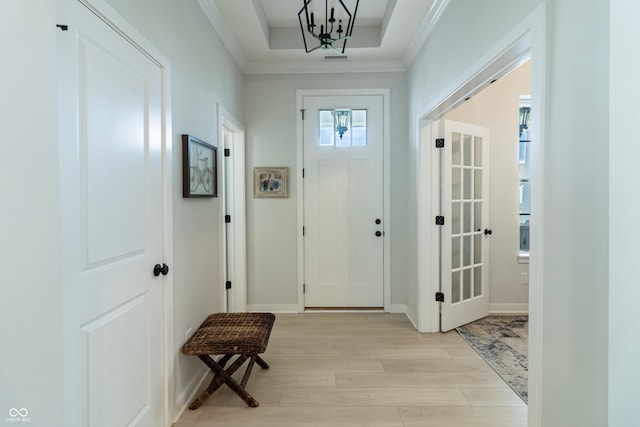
(153, 263, 169, 276)
(375, 219, 381, 225)
(484, 228, 493, 236)
(375, 231, 382, 237)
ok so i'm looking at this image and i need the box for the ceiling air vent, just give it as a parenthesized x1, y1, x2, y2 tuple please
(324, 55, 349, 61)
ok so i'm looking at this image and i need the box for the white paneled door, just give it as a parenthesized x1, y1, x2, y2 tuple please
(220, 110, 247, 313)
(302, 95, 384, 308)
(438, 120, 490, 331)
(58, 1, 167, 425)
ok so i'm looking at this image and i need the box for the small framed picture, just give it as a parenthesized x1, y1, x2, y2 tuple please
(254, 167, 288, 198)
(182, 134, 217, 198)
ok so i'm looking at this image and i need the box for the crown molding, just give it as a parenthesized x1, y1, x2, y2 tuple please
(244, 59, 406, 75)
(198, 0, 249, 72)
(403, 0, 451, 68)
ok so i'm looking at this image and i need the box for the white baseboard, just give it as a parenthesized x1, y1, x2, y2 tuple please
(173, 367, 209, 424)
(489, 303, 529, 314)
(390, 303, 422, 330)
(405, 305, 419, 329)
(247, 304, 417, 315)
(246, 304, 300, 313)
(246, 303, 526, 319)
(389, 303, 407, 314)
(390, 303, 419, 329)
(245, 303, 428, 327)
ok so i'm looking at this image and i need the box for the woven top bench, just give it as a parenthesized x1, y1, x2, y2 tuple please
(182, 312, 275, 409)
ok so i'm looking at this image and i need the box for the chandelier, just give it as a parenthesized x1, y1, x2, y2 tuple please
(298, 0, 360, 54)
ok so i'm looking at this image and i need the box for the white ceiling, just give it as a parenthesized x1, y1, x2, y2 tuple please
(198, 0, 451, 74)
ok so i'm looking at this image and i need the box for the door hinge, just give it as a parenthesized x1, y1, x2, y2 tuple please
(225, 215, 231, 223)
(224, 148, 230, 157)
(302, 168, 305, 178)
(226, 281, 232, 290)
(435, 216, 445, 225)
(302, 226, 305, 236)
(303, 283, 306, 293)
(435, 292, 445, 302)
(435, 138, 445, 148)
(301, 109, 305, 120)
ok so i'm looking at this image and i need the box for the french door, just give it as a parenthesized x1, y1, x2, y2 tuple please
(438, 120, 491, 331)
(302, 95, 384, 308)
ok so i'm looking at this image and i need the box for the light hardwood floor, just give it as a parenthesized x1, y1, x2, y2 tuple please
(174, 313, 527, 427)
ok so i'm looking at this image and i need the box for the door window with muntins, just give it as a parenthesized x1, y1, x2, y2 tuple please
(450, 131, 485, 304)
(318, 109, 367, 147)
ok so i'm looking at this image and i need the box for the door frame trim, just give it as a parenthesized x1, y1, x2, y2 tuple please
(218, 104, 247, 312)
(296, 89, 391, 312)
(415, 4, 545, 426)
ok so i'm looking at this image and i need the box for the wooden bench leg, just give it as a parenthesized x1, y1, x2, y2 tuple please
(189, 354, 270, 409)
(240, 355, 257, 388)
(255, 355, 269, 369)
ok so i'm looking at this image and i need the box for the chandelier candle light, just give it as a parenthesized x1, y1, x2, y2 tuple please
(298, 0, 360, 54)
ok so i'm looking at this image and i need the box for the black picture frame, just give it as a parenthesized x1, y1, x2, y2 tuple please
(182, 134, 217, 198)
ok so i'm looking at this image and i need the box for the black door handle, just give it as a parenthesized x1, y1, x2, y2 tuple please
(153, 263, 169, 276)
(484, 228, 493, 236)
(375, 231, 382, 237)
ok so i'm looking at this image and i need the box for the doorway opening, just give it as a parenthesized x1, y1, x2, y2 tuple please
(442, 59, 532, 330)
(416, 5, 546, 424)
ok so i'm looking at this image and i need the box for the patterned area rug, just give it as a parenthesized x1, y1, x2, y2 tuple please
(456, 315, 528, 403)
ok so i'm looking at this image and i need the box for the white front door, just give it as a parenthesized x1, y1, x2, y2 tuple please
(59, 1, 167, 425)
(302, 95, 384, 308)
(438, 120, 491, 331)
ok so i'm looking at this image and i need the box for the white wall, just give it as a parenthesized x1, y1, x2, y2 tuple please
(0, 1, 64, 426)
(445, 61, 531, 312)
(539, 1, 608, 424)
(408, 0, 609, 425)
(609, 0, 640, 425)
(101, 0, 245, 419)
(243, 73, 410, 310)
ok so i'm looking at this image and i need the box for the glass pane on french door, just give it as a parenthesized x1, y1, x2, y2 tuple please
(450, 132, 484, 304)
